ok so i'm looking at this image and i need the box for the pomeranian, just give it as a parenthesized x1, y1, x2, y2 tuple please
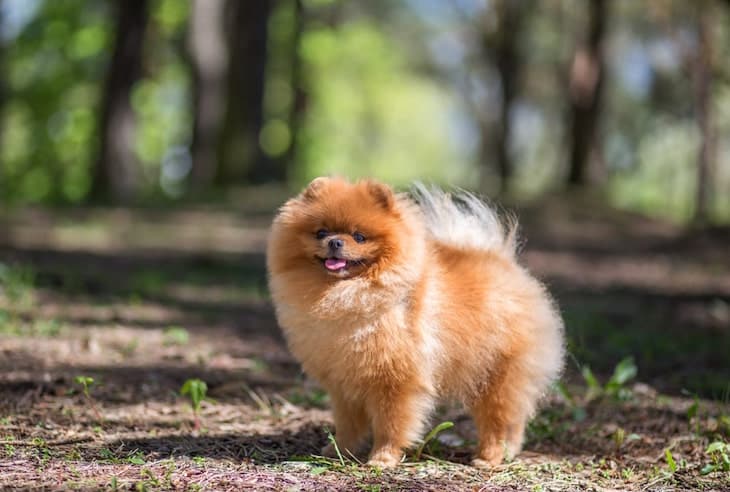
(267, 177, 564, 468)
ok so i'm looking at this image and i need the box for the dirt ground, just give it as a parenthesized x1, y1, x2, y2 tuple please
(0, 196, 729, 491)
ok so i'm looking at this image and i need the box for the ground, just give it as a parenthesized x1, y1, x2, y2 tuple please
(0, 194, 729, 491)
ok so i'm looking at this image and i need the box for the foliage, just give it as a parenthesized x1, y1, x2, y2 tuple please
(702, 441, 730, 475)
(581, 357, 638, 402)
(296, 21, 472, 187)
(180, 378, 208, 430)
(1, 0, 729, 221)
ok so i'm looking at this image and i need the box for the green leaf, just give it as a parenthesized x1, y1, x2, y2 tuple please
(700, 463, 716, 475)
(180, 378, 208, 413)
(607, 357, 637, 389)
(414, 421, 454, 461)
(706, 441, 727, 454)
(128, 454, 145, 465)
(310, 466, 329, 475)
(581, 366, 601, 400)
(665, 449, 677, 473)
(74, 376, 94, 386)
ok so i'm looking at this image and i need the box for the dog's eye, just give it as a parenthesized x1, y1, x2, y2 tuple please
(316, 229, 329, 239)
(353, 232, 366, 243)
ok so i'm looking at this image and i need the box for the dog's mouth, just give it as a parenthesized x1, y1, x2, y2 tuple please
(324, 257, 348, 271)
(317, 256, 365, 275)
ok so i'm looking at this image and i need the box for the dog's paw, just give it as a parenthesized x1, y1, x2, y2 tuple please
(472, 443, 507, 468)
(367, 449, 401, 468)
(471, 457, 499, 469)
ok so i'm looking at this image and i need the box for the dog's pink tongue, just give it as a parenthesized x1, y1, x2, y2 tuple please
(325, 258, 347, 270)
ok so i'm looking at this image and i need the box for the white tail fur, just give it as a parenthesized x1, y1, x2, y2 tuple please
(410, 183, 517, 256)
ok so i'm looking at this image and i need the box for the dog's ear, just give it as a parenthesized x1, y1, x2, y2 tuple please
(302, 177, 330, 201)
(365, 180, 394, 210)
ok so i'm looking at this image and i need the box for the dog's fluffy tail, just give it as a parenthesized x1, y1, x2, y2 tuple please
(410, 183, 518, 257)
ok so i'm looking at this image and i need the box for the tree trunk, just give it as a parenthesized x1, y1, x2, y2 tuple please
(91, 0, 149, 202)
(283, 0, 306, 176)
(188, 0, 228, 190)
(492, 0, 525, 193)
(0, 0, 4, 201)
(217, 0, 272, 185)
(693, 8, 714, 223)
(567, 0, 606, 186)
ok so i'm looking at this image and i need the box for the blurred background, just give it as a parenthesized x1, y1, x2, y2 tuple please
(0, 0, 728, 223)
(0, 4, 729, 486)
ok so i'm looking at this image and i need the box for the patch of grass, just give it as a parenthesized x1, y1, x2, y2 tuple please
(32, 318, 64, 337)
(163, 326, 189, 346)
(287, 388, 329, 408)
(0, 262, 35, 309)
(0, 315, 64, 338)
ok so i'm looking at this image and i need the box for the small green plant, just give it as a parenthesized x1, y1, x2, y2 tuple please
(163, 326, 189, 346)
(611, 428, 639, 450)
(74, 375, 102, 422)
(664, 448, 677, 473)
(414, 421, 454, 461)
(701, 441, 730, 475)
(180, 378, 208, 430)
(581, 357, 637, 401)
(604, 357, 637, 399)
(128, 450, 146, 465)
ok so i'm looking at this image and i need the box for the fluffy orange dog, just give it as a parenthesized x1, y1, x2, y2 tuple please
(267, 177, 564, 468)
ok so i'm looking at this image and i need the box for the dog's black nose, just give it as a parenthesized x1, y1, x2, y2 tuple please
(328, 238, 344, 250)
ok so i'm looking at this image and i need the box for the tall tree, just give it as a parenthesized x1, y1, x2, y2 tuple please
(0, 0, 4, 200)
(566, 0, 607, 186)
(187, 0, 228, 190)
(217, 0, 272, 185)
(283, 0, 306, 176)
(693, 7, 715, 223)
(91, 0, 149, 202)
(487, 0, 527, 193)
